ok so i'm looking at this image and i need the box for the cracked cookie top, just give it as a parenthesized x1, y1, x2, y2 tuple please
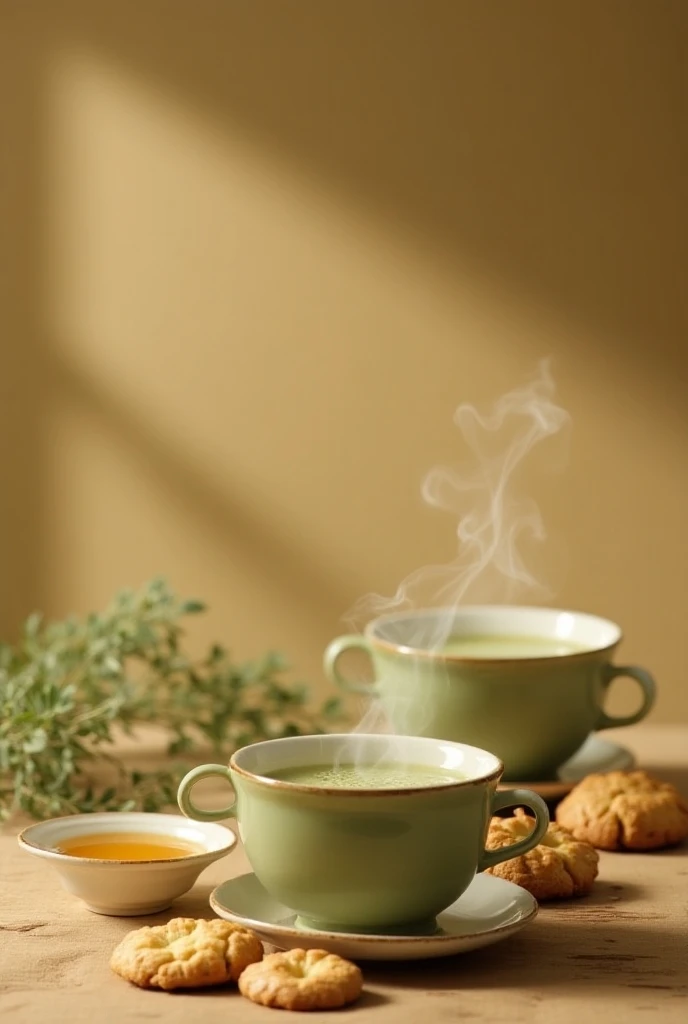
(110, 917, 264, 990)
(485, 808, 599, 899)
(555, 770, 688, 851)
(238, 948, 363, 1011)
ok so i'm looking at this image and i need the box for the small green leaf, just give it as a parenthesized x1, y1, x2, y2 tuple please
(24, 612, 43, 638)
(23, 729, 48, 754)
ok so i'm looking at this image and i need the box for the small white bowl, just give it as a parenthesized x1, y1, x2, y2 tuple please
(18, 811, 236, 916)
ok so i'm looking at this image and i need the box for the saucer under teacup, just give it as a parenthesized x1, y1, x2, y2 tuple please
(498, 736, 635, 802)
(209, 872, 537, 961)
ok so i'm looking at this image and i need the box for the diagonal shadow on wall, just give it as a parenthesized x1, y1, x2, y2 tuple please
(36, 0, 688, 397)
(1, 0, 686, 633)
(44, 350, 350, 622)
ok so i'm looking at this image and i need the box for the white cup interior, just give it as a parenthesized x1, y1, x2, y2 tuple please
(368, 605, 621, 655)
(233, 733, 501, 785)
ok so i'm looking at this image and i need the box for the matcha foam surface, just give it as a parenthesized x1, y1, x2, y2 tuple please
(266, 763, 464, 789)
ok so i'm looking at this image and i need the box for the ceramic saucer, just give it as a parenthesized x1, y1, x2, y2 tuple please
(499, 735, 636, 801)
(209, 871, 537, 961)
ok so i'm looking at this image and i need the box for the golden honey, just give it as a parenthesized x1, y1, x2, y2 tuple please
(54, 831, 203, 860)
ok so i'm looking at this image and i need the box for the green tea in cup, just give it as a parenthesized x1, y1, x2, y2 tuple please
(324, 606, 656, 781)
(439, 634, 589, 658)
(177, 733, 548, 934)
(265, 762, 465, 788)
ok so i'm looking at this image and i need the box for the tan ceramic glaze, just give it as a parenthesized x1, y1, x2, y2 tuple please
(324, 606, 656, 780)
(177, 733, 549, 933)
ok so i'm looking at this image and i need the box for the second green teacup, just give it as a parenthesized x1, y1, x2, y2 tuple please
(324, 606, 656, 781)
(177, 733, 548, 934)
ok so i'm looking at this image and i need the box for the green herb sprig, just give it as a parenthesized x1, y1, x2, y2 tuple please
(0, 579, 341, 821)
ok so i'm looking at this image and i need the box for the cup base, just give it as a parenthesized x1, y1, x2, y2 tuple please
(83, 900, 174, 916)
(294, 914, 440, 937)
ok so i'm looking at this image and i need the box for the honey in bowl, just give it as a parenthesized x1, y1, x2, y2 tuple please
(54, 831, 204, 861)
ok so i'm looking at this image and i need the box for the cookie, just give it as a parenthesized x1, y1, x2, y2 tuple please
(110, 917, 263, 990)
(238, 948, 363, 1011)
(485, 808, 599, 899)
(556, 770, 688, 851)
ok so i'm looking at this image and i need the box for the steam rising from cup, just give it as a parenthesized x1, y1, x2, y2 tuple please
(343, 359, 571, 741)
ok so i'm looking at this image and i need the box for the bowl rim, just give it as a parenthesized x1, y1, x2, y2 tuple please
(17, 810, 236, 866)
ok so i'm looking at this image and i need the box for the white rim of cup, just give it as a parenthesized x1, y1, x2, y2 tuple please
(364, 605, 622, 662)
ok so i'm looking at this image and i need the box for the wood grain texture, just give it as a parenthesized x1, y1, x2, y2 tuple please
(1, 726, 686, 1023)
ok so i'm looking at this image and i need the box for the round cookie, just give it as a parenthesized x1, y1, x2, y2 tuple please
(485, 808, 599, 899)
(110, 917, 263, 990)
(238, 948, 363, 1011)
(556, 770, 688, 851)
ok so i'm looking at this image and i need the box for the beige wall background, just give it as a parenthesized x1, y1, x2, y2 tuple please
(1, 1, 686, 721)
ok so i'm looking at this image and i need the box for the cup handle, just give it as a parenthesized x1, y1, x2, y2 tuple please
(323, 635, 377, 697)
(177, 764, 237, 822)
(594, 665, 656, 731)
(478, 789, 550, 872)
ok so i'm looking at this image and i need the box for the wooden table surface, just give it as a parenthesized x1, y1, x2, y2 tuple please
(1, 724, 687, 1024)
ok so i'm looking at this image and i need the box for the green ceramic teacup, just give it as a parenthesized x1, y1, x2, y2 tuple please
(177, 733, 548, 934)
(324, 606, 656, 782)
